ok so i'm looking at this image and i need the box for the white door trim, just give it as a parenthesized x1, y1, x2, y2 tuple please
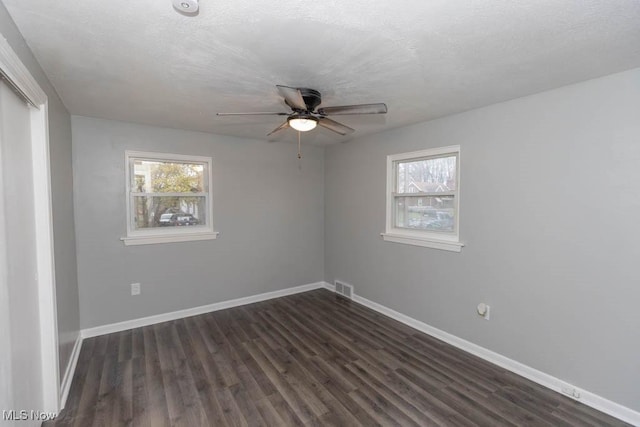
(0, 33, 59, 412)
(0, 35, 46, 106)
(31, 102, 60, 412)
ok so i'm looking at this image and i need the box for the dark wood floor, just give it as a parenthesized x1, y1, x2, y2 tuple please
(48, 289, 629, 426)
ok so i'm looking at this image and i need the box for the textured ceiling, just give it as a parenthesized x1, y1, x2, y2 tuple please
(3, 0, 640, 144)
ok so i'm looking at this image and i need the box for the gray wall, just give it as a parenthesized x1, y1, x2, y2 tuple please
(0, 3, 80, 382)
(72, 116, 325, 329)
(324, 68, 640, 411)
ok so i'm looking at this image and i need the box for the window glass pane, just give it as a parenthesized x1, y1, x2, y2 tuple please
(396, 155, 456, 193)
(394, 196, 455, 232)
(132, 196, 206, 230)
(133, 159, 205, 193)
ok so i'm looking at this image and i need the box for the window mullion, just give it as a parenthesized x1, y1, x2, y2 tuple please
(392, 191, 456, 198)
(131, 192, 207, 197)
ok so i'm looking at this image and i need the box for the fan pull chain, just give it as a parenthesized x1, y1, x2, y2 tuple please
(297, 131, 302, 159)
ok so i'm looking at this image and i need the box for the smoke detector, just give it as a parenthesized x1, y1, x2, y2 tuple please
(173, 0, 198, 14)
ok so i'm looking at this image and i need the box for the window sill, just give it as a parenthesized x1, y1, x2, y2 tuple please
(121, 231, 219, 246)
(381, 232, 464, 252)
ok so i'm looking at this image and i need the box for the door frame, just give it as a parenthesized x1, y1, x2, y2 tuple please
(0, 33, 60, 412)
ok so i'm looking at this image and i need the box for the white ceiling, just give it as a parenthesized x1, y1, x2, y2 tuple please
(4, 0, 640, 144)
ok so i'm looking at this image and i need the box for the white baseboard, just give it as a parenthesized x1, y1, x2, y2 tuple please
(81, 281, 327, 339)
(59, 333, 82, 410)
(318, 282, 639, 426)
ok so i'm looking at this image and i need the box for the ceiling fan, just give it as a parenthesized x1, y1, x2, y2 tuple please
(216, 85, 388, 136)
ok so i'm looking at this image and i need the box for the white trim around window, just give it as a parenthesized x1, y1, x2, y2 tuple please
(121, 151, 218, 246)
(381, 145, 464, 252)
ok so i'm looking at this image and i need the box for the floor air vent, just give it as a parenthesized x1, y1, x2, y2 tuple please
(334, 280, 353, 299)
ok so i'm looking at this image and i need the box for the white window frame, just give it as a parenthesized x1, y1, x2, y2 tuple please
(381, 145, 464, 252)
(121, 150, 218, 246)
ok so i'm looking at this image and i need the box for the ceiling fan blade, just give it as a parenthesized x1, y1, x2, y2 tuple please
(267, 121, 290, 136)
(318, 117, 355, 135)
(216, 112, 288, 116)
(317, 103, 387, 116)
(276, 85, 307, 110)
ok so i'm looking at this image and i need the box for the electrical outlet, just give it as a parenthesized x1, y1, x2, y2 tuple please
(131, 283, 141, 296)
(477, 303, 490, 320)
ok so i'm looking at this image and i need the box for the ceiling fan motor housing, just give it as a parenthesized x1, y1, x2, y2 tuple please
(285, 88, 322, 112)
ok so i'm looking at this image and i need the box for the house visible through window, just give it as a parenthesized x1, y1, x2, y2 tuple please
(382, 146, 463, 252)
(122, 151, 217, 245)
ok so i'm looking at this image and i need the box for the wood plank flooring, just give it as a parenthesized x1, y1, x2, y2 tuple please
(47, 289, 630, 426)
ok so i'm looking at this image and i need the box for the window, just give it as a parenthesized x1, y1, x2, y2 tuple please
(382, 146, 463, 252)
(122, 151, 218, 245)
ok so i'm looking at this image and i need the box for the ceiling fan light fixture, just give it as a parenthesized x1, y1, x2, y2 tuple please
(288, 116, 318, 132)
